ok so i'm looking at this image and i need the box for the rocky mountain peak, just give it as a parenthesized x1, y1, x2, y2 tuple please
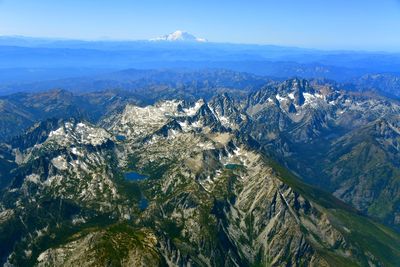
(280, 78, 315, 106)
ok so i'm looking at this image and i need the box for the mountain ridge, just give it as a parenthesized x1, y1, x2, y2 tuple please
(1, 98, 400, 266)
(1, 76, 400, 265)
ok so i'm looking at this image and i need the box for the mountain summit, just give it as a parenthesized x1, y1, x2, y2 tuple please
(150, 30, 207, 42)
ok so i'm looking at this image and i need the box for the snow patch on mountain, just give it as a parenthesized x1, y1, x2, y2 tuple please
(47, 122, 111, 147)
(150, 30, 207, 42)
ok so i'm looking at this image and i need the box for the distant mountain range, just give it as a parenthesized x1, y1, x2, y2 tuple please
(1, 35, 400, 91)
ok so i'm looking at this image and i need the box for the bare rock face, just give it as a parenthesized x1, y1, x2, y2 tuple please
(243, 79, 400, 231)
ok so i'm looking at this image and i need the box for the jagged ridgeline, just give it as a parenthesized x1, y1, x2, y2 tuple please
(1, 89, 400, 267)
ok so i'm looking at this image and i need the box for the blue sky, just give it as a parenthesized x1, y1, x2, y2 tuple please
(1, 0, 400, 51)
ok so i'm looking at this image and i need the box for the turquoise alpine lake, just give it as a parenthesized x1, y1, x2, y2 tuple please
(116, 135, 126, 141)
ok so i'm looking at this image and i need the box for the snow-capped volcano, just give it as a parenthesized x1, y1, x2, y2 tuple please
(150, 30, 207, 42)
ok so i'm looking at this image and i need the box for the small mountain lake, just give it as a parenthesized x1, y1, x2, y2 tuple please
(116, 135, 126, 141)
(123, 171, 149, 210)
(124, 171, 148, 181)
(139, 198, 149, 211)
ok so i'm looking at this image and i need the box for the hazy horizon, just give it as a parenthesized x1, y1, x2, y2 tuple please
(1, 32, 400, 54)
(1, 0, 400, 52)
